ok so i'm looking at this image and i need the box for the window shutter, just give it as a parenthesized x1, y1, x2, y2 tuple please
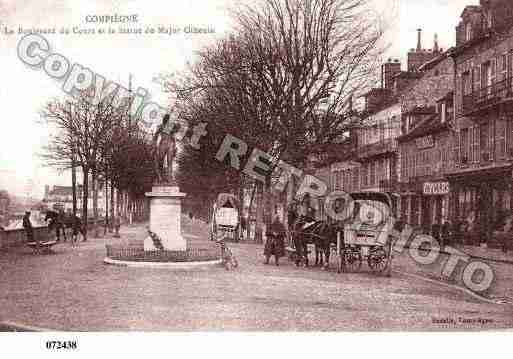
(474, 125, 481, 162)
(467, 129, 471, 161)
(509, 117, 513, 155)
(475, 65, 481, 92)
(490, 119, 495, 160)
(469, 127, 473, 162)
(353, 167, 360, 191)
(499, 118, 506, 159)
(455, 131, 461, 164)
(491, 58, 496, 89)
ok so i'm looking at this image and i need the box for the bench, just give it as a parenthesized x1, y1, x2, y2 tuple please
(26, 241, 57, 254)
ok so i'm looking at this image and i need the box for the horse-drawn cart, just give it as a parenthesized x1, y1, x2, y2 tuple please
(336, 192, 397, 276)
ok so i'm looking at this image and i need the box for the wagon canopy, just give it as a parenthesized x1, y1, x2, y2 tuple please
(215, 193, 240, 211)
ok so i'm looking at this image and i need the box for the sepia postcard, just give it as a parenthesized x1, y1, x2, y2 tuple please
(0, 0, 512, 356)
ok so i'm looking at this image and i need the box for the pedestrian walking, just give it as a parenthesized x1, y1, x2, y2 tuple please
(264, 216, 286, 266)
(71, 215, 83, 244)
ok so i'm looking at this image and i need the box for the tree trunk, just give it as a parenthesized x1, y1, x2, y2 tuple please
(81, 167, 89, 241)
(264, 175, 272, 226)
(71, 154, 77, 217)
(255, 181, 264, 243)
(246, 182, 256, 241)
(116, 189, 122, 223)
(238, 179, 244, 240)
(110, 181, 115, 232)
(92, 170, 99, 238)
(284, 175, 295, 245)
(104, 178, 109, 235)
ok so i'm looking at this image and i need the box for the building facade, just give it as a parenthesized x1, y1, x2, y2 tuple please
(42, 184, 108, 216)
(448, 0, 513, 245)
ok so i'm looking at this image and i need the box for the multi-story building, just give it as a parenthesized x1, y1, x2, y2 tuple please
(396, 45, 456, 229)
(447, 0, 513, 245)
(397, 92, 455, 229)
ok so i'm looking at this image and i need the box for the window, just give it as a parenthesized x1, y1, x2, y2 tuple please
(509, 52, 513, 90)
(486, 10, 493, 28)
(473, 66, 481, 92)
(353, 167, 360, 191)
(460, 128, 470, 162)
(508, 117, 513, 155)
(462, 71, 471, 95)
(480, 123, 489, 160)
(472, 125, 480, 162)
(481, 62, 491, 93)
(501, 54, 507, 81)
(361, 165, 368, 187)
(370, 162, 376, 186)
(491, 59, 496, 88)
(466, 23, 472, 41)
(498, 118, 506, 159)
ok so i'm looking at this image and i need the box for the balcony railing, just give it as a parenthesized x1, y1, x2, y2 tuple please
(462, 76, 513, 115)
(357, 138, 398, 160)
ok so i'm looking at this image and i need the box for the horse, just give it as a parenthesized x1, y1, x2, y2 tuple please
(291, 217, 340, 269)
(44, 210, 67, 242)
(44, 211, 85, 243)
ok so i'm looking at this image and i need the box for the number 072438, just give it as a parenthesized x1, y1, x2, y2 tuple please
(45, 341, 77, 350)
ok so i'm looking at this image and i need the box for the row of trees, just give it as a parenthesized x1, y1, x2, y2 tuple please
(170, 0, 386, 240)
(41, 90, 154, 239)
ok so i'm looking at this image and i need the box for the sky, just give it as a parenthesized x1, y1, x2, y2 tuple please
(0, 0, 479, 199)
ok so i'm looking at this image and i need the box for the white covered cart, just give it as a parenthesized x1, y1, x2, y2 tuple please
(210, 193, 241, 241)
(336, 192, 398, 276)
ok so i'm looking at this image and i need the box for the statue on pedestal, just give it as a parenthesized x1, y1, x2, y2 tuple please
(153, 113, 177, 184)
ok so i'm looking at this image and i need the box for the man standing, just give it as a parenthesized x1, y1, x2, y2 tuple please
(264, 216, 287, 266)
(22, 211, 37, 248)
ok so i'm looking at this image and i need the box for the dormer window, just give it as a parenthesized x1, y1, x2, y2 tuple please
(486, 10, 493, 29)
(466, 23, 473, 41)
(441, 102, 447, 123)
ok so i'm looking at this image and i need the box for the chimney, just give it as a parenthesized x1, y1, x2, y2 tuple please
(381, 59, 401, 90)
(417, 28, 422, 51)
(44, 185, 50, 198)
(433, 33, 439, 53)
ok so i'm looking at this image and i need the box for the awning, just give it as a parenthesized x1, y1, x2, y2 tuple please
(446, 163, 511, 182)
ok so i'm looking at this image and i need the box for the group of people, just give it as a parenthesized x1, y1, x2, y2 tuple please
(22, 210, 85, 247)
(263, 204, 513, 265)
(263, 202, 313, 266)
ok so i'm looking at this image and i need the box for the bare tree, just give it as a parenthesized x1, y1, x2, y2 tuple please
(41, 91, 127, 240)
(170, 0, 386, 240)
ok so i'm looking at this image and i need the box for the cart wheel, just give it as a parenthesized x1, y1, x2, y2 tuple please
(342, 249, 362, 272)
(367, 246, 388, 273)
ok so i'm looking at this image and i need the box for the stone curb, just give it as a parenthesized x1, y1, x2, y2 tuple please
(0, 321, 55, 332)
(103, 257, 222, 269)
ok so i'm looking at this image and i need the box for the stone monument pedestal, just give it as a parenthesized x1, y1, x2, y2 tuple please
(144, 184, 187, 251)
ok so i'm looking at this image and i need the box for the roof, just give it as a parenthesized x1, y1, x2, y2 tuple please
(417, 49, 452, 72)
(394, 71, 422, 80)
(362, 87, 391, 98)
(216, 193, 239, 209)
(460, 5, 481, 18)
(397, 113, 449, 142)
(403, 105, 436, 116)
(46, 185, 84, 197)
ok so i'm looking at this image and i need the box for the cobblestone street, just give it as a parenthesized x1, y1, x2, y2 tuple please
(1, 220, 512, 331)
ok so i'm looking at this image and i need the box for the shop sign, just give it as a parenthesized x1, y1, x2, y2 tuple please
(423, 181, 449, 195)
(415, 135, 434, 149)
